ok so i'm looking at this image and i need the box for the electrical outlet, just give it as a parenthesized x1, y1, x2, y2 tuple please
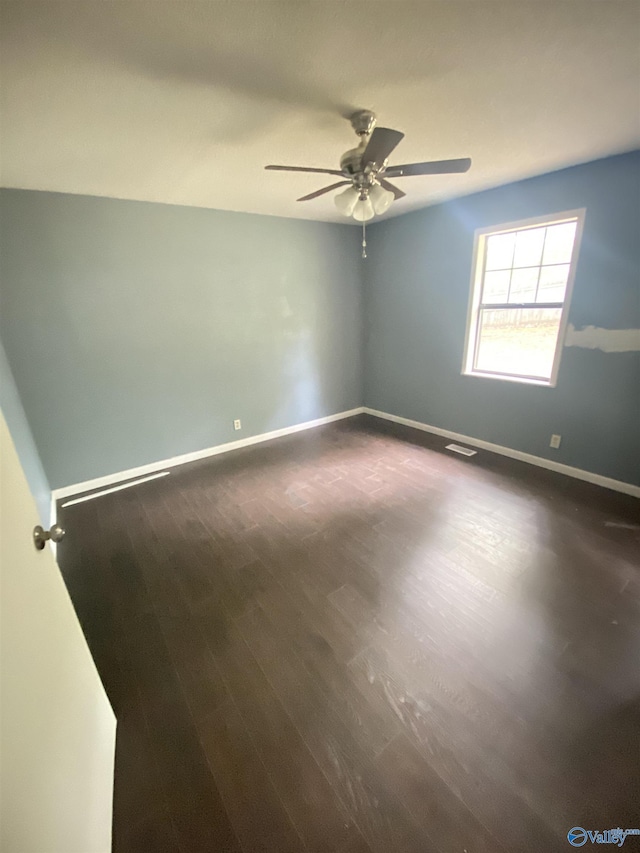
(234, 419, 241, 431)
(550, 434, 561, 449)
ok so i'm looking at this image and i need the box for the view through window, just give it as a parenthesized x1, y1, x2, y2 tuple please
(463, 212, 584, 385)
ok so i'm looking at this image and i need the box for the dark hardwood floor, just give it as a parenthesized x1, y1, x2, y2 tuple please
(56, 414, 640, 853)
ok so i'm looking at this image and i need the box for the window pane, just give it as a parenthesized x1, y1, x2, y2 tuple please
(513, 226, 545, 268)
(474, 307, 562, 379)
(537, 264, 569, 302)
(542, 222, 577, 265)
(482, 269, 510, 303)
(508, 267, 538, 303)
(485, 232, 515, 270)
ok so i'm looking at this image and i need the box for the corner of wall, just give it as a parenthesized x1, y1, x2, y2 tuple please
(0, 338, 51, 525)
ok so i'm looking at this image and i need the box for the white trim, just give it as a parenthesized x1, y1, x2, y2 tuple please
(461, 208, 586, 389)
(364, 408, 640, 499)
(61, 472, 170, 508)
(52, 408, 365, 501)
(553, 210, 585, 382)
(461, 370, 552, 388)
(472, 208, 587, 239)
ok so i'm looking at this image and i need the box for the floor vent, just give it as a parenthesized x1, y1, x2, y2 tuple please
(445, 443, 477, 457)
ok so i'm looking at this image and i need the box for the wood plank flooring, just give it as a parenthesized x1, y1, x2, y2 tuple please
(56, 414, 640, 853)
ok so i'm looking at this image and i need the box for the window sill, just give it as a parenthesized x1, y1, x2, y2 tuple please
(462, 369, 556, 388)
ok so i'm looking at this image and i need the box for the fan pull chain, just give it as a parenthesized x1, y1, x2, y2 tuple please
(362, 221, 367, 259)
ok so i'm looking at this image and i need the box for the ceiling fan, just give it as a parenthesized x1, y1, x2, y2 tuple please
(265, 109, 471, 223)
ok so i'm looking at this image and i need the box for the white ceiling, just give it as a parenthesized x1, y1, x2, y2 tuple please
(1, 1, 639, 223)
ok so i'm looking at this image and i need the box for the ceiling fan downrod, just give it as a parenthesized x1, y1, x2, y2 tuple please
(350, 109, 377, 138)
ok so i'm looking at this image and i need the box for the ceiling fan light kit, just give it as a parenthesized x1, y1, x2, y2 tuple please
(265, 109, 471, 257)
(369, 183, 394, 214)
(351, 196, 375, 223)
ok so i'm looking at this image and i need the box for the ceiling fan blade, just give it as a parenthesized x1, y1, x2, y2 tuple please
(297, 181, 351, 202)
(385, 157, 472, 177)
(379, 179, 406, 200)
(265, 164, 344, 176)
(361, 127, 405, 169)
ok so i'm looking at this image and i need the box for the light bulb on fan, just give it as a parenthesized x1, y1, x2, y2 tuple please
(334, 186, 359, 217)
(351, 196, 375, 222)
(369, 183, 394, 215)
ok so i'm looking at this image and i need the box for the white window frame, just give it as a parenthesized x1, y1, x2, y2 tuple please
(462, 208, 586, 388)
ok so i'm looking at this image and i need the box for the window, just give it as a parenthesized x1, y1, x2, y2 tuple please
(462, 210, 585, 386)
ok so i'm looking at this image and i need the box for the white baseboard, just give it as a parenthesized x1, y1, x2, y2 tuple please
(52, 408, 365, 502)
(364, 407, 640, 499)
(51, 404, 639, 505)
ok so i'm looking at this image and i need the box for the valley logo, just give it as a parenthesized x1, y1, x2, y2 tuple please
(567, 827, 640, 847)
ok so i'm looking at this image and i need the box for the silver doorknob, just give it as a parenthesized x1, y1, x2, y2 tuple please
(33, 524, 65, 550)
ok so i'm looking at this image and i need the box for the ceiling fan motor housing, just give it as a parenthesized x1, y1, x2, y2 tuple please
(340, 142, 367, 176)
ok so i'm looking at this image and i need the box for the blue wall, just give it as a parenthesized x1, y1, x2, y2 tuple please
(2, 153, 638, 493)
(0, 340, 51, 523)
(0, 190, 363, 489)
(364, 151, 640, 485)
